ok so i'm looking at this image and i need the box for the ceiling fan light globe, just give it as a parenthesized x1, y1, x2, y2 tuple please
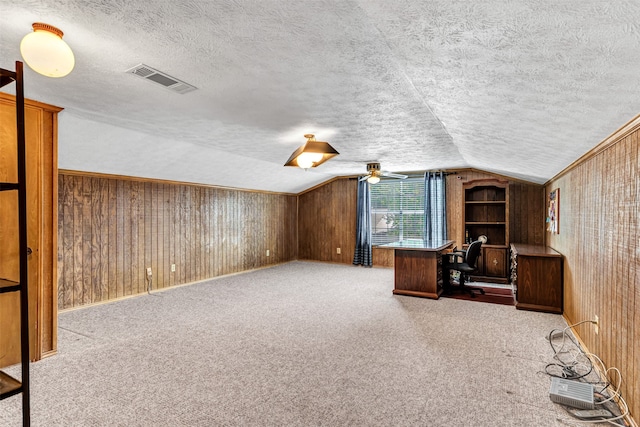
(367, 175, 380, 184)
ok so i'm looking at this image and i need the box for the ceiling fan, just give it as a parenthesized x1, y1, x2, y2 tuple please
(359, 162, 408, 184)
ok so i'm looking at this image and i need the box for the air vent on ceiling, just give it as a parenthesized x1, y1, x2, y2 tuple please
(125, 64, 197, 94)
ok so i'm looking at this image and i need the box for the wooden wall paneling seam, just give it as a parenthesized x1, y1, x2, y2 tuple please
(630, 132, 640, 417)
(131, 181, 141, 294)
(202, 189, 211, 277)
(242, 191, 248, 269)
(135, 182, 144, 294)
(236, 190, 242, 271)
(188, 184, 193, 283)
(614, 140, 626, 376)
(98, 177, 108, 302)
(239, 193, 248, 271)
(218, 188, 224, 276)
(222, 188, 227, 273)
(168, 184, 174, 287)
(179, 184, 186, 283)
(605, 144, 616, 370)
(630, 129, 639, 410)
(178, 185, 185, 285)
(214, 188, 220, 271)
(163, 183, 169, 287)
(108, 179, 117, 300)
(153, 182, 160, 288)
(72, 177, 83, 305)
(123, 180, 132, 296)
(90, 177, 102, 302)
(225, 189, 231, 273)
(60, 175, 73, 309)
(142, 182, 150, 293)
(205, 188, 215, 277)
(229, 188, 235, 273)
(237, 194, 246, 270)
(211, 187, 218, 278)
(204, 187, 210, 278)
(224, 189, 231, 273)
(147, 181, 157, 290)
(237, 190, 242, 270)
(620, 135, 633, 384)
(241, 192, 248, 270)
(193, 185, 200, 282)
(168, 184, 173, 285)
(169, 184, 175, 286)
(81, 177, 92, 305)
(117, 179, 125, 297)
(56, 176, 64, 308)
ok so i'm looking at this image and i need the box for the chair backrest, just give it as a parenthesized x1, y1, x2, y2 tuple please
(465, 240, 483, 269)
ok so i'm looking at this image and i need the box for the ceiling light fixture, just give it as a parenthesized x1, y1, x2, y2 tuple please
(284, 134, 339, 169)
(367, 174, 380, 184)
(20, 23, 75, 78)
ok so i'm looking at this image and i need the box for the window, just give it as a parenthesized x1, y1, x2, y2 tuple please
(370, 178, 425, 245)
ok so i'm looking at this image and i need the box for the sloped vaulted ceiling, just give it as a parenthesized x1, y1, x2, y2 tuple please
(1, 1, 639, 193)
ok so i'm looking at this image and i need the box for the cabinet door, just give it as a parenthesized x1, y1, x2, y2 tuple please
(483, 247, 507, 277)
(0, 95, 60, 366)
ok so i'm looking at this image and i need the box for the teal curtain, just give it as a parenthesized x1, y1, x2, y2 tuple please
(424, 172, 447, 241)
(353, 180, 372, 266)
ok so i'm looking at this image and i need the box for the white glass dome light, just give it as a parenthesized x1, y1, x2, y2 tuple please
(296, 152, 324, 169)
(367, 175, 380, 184)
(20, 23, 75, 78)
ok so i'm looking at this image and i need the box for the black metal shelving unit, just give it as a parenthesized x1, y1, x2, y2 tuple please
(0, 60, 31, 426)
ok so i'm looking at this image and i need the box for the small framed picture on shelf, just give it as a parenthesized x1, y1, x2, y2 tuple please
(547, 188, 559, 234)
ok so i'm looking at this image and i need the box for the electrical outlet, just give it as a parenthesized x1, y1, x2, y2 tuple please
(594, 315, 599, 335)
(266, 249, 270, 257)
(336, 247, 341, 254)
(146, 267, 152, 277)
(171, 264, 176, 272)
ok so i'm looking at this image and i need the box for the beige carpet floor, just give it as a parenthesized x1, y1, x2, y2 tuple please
(1, 261, 592, 426)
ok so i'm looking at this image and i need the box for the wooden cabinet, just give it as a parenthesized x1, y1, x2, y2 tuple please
(463, 179, 509, 283)
(510, 243, 563, 313)
(0, 91, 61, 366)
(384, 240, 454, 300)
(482, 247, 507, 277)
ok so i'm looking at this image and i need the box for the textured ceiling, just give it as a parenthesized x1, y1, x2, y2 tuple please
(1, 0, 639, 193)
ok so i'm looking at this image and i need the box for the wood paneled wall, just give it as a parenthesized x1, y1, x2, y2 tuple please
(545, 115, 639, 422)
(297, 178, 358, 263)
(57, 173, 297, 309)
(298, 171, 545, 269)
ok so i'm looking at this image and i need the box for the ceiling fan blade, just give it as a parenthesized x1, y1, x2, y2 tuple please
(359, 175, 369, 181)
(381, 171, 408, 179)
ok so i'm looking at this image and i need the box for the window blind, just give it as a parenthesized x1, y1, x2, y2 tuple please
(370, 178, 425, 245)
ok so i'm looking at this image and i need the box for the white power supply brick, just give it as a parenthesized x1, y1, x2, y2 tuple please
(549, 377, 594, 409)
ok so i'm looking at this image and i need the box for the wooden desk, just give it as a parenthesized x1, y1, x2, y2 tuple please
(510, 243, 563, 313)
(379, 240, 454, 299)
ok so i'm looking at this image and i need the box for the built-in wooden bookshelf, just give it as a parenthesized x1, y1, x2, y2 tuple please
(463, 179, 509, 282)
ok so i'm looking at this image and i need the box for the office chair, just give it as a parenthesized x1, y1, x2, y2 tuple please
(446, 239, 485, 296)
